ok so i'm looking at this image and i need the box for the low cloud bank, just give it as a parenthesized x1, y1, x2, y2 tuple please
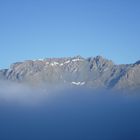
(0, 81, 140, 140)
(0, 80, 140, 105)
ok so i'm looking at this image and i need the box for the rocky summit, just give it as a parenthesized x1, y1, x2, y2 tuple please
(0, 56, 140, 91)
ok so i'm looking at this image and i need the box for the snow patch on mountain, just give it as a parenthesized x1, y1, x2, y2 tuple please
(50, 62, 59, 66)
(71, 82, 85, 86)
(64, 60, 70, 64)
(72, 58, 84, 62)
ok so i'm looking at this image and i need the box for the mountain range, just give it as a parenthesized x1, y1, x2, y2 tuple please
(0, 56, 140, 92)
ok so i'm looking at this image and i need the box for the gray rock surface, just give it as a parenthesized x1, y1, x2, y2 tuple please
(0, 56, 140, 91)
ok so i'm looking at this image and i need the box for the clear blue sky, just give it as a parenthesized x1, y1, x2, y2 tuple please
(0, 0, 140, 68)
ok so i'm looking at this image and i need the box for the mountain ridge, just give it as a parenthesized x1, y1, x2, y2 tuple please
(0, 56, 140, 91)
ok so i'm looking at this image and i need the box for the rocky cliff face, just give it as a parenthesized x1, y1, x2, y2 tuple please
(0, 56, 140, 91)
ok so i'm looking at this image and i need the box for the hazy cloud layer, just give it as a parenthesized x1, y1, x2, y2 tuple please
(0, 80, 139, 105)
(0, 81, 140, 140)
